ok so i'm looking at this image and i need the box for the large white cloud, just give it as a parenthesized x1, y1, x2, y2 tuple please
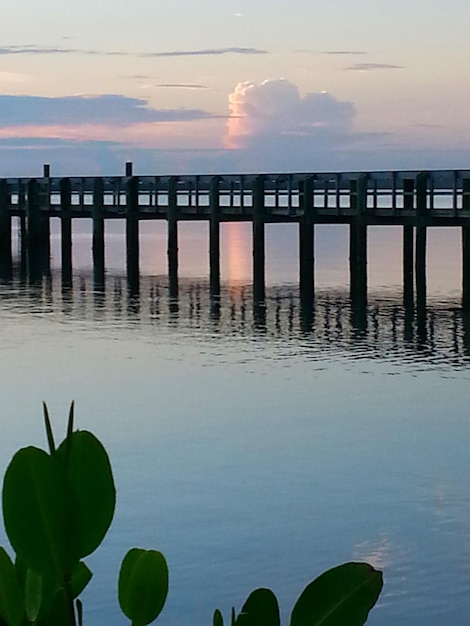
(226, 78, 355, 150)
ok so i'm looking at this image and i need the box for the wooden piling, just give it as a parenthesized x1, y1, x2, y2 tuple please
(415, 173, 428, 315)
(0, 179, 12, 277)
(92, 177, 105, 286)
(252, 175, 265, 302)
(26, 179, 44, 277)
(60, 178, 72, 283)
(403, 224, 414, 308)
(167, 176, 178, 298)
(462, 225, 470, 310)
(349, 174, 368, 306)
(299, 176, 315, 302)
(126, 176, 139, 290)
(209, 175, 220, 296)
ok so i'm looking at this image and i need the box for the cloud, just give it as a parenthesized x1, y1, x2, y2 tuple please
(345, 63, 404, 71)
(0, 94, 215, 128)
(0, 44, 268, 58)
(323, 50, 367, 55)
(155, 83, 209, 90)
(225, 79, 355, 151)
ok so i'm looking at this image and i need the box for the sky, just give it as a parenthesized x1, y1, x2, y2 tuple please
(1, 0, 470, 176)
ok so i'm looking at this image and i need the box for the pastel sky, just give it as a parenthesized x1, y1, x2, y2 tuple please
(1, 0, 469, 175)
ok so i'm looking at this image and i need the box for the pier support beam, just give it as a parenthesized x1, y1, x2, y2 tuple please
(209, 175, 220, 296)
(415, 173, 428, 318)
(92, 177, 105, 288)
(299, 176, 315, 309)
(0, 179, 12, 279)
(126, 175, 139, 293)
(349, 174, 368, 309)
(167, 176, 179, 298)
(26, 179, 48, 280)
(60, 178, 72, 284)
(403, 224, 414, 308)
(462, 225, 470, 311)
(252, 175, 265, 303)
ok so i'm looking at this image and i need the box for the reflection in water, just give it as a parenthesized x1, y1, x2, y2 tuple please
(1, 268, 470, 371)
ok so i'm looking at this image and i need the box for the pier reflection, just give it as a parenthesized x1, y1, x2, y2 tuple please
(1, 268, 470, 369)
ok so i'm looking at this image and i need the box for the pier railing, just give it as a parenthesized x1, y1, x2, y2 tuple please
(2, 169, 470, 222)
(1, 165, 470, 311)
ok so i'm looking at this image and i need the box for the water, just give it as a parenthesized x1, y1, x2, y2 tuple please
(0, 221, 469, 625)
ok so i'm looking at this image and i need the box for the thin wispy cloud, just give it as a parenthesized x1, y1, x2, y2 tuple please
(323, 50, 367, 55)
(155, 83, 209, 90)
(0, 44, 268, 58)
(345, 63, 405, 71)
(142, 47, 267, 58)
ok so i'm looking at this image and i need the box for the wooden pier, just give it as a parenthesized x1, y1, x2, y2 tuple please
(1, 163, 470, 309)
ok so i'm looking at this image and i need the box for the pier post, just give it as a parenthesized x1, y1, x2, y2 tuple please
(126, 175, 139, 291)
(60, 177, 72, 284)
(26, 179, 45, 279)
(299, 176, 315, 305)
(0, 179, 12, 279)
(415, 172, 428, 317)
(462, 225, 470, 311)
(462, 180, 470, 310)
(167, 176, 179, 298)
(252, 174, 265, 303)
(92, 177, 105, 287)
(403, 224, 414, 308)
(209, 175, 220, 296)
(349, 174, 368, 308)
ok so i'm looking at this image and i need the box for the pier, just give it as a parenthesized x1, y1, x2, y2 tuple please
(0, 163, 469, 310)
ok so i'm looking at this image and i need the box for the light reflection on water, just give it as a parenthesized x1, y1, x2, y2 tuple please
(0, 223, 469, 625)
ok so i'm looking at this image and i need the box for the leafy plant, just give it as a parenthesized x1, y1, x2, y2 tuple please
(0, 404, 383, 625)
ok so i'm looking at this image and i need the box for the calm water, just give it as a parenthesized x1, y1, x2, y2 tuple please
(0, 221, 469, 625)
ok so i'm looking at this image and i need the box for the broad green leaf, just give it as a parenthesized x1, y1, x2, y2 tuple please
(71, 562, 93, 599)
(2, 446, 78, 578)
(290, 562, 383, 626)
(118, 548, 169, 625)
(24, 568, 43, 622)
(57, 430, 116, 558)
(213, 608, 224, 626)
(0, 547, 24, 626)
(236, 588, 279, 626)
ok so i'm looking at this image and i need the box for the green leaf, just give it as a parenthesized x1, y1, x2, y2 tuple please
(71, 562, 93, 599)
(290, 562, 383, 626)
(56, 430, 116, 558)
(24, 568, 43, 622)
(213, 608, 224, 626)
(118, 548, 169, 625)
(2, 446, 78, 579)
(42, 402, 56, 455)
(236, 588, 279, 626)
(0, 547, 24, 626)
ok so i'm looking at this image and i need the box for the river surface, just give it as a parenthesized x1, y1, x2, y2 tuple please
(0, 220, 469, 625)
